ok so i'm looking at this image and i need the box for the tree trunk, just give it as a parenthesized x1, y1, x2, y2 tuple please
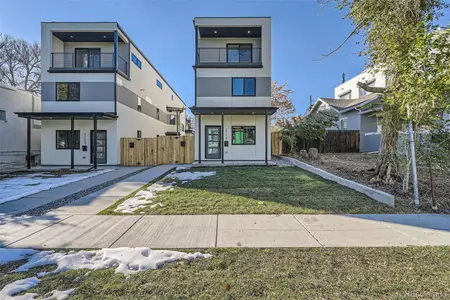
(371, 106, 402, 185)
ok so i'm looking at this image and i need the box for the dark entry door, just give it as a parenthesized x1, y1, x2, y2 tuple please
(205, 126, 221, 159)
(90, 130, 107, 164)
(75, 48, 101, 68)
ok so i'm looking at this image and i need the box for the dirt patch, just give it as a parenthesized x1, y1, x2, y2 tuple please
(288, 153, 450, 213)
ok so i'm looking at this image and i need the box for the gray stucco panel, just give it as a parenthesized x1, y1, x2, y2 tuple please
(41, 82, 114, 101)
(197, 77, 271, 97)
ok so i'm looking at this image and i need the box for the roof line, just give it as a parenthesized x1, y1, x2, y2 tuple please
(116, 23, 186, 107)
(194, 17, 271, 19)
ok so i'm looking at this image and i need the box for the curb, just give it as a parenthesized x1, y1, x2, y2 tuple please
(281, 156, 395, 207)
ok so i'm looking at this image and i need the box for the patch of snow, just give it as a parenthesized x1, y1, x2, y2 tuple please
(16, 247, 212, 276)
(0, 277, 40, 299)
(0, 169, 114, 204)
(175, 166, 191, 171)
(0, 249, 39, 265)
(168, 171, 216, 182)
(114, 182, 174, 213)
(114, 170, 216, 213)
(42, 288, 76, 300)
(72, 277, 80, 283)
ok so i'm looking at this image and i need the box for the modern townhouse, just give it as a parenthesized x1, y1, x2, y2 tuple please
(0, 84, 41, 169)
(190, 17, 276, 164)
(15, 22, 186, 168)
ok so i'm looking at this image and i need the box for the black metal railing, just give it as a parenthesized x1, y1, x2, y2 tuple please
(51, 52, 129, 75)
(196, 48, 262, 64)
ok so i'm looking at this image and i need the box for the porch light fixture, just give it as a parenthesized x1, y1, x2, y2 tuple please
(70, 35, 73, 38)
(103, 35, 107, 38)
(214, 30, 218, 34)
(247, 30, 251, 34)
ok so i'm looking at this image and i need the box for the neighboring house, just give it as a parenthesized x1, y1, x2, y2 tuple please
(190, 17, 276, 164)
(0, 84, 41, 169)
(309, 70, 387, 153)
(15, 22, 186, 168)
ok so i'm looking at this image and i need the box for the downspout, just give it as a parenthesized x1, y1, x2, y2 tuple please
(114, 30, 118, 115)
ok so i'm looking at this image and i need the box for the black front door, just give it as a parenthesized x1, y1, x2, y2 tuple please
(205, 126, 221, 159)
(90, 130, 107, 164)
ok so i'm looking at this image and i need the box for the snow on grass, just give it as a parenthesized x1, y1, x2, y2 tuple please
(16, 247, 211, 276)
(0, 277, 40, 300)
(114, 170, 216, 213)
(0, 249, 39, 265)
(1, 247, 211, 298)
(0, 169, 113, 204)
(42, 288, 76, 300)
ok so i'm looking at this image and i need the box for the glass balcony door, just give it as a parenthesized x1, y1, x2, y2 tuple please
(75, 48, 101, 68)
(226, 44, 252, 63)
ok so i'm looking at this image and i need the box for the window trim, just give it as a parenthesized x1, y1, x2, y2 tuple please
(226, 43, 253, 63)
(55, 130, 81, 150)
(56, 82, 81, 101)
(232, 126, 256, 145)
(338, 90, 352, 100)
(232, 77, 256, 97)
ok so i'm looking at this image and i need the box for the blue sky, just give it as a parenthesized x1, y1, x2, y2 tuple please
(1, 0, 448, 115)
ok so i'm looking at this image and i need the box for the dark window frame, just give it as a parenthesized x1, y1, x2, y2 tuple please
(232, 126, 256, 145)
(156, 108, 160, 120)
(0, 110, 6, 121)
(232, 78, 256, 97)
(74, 48, 101, 68)
(137, 104, 142, 112)
(137, 130, 142, 138)
(131, 53, 142, 69)
(156, 79, 163, 89)
(56, 130, 80, 150)
(56, 82, 81, 101)
(169, 114, 176, 125)
(226, 43, 253, 63)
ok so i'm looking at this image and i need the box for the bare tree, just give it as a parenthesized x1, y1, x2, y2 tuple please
(0, 34, 41, 94)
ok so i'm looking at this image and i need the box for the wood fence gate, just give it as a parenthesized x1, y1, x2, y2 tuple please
(120, 136, 195, 166)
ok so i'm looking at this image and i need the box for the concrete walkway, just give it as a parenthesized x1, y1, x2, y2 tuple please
(1, 213, 450, 249)
(0, 167, 147, 216)
(48, 165, 176, 215)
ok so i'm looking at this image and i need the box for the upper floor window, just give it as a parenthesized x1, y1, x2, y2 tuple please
(131, 53, 142, 69)
(57, 83, 80, 101)
(156, 108, 160, 120)
(232, 78, 256, 96)
(339, 91, 351, 100)
(359, 80, 376, 97)
(0, 110, 6, 122)
(156, 79, 163, 89)
(137, 130, 142, 138)
(171, 94, 174, 101)
(227, 44, 252, 63)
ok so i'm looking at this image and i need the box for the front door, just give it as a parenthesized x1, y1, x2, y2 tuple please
(205, 126, 221, 159)
(90, 130, 107, 164)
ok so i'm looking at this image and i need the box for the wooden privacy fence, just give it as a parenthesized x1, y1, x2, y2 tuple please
(120, 136, 195, 166)
(283, 130, 360, 153)
(271, 131, 283, 155)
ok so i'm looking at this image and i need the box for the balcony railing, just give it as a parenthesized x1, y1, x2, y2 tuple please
(50, 52, 129, 75)
(196, 48, 262, 65)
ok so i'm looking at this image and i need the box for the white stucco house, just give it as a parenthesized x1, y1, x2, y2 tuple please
(0, 84, 41, 169)
(190, 17, 276, 164)
(309, 70, 385, 152)
(15, 22, 186, 168)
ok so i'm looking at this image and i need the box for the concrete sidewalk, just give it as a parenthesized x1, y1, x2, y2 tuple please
(2, 214, 450, 249)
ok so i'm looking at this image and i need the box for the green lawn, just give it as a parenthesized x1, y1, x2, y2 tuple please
(100, 166, 399, 215)
(2, 247, 449, 299)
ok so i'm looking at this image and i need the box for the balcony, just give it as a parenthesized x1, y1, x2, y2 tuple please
(196, 47, 262, 68)
(50, 52, 129, 76)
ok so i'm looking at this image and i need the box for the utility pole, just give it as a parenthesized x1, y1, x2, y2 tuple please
(407, 106, 420, 208)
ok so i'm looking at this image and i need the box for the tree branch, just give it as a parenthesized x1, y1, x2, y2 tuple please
(356, 81, 387, 93)
(313, 25, 362, 61)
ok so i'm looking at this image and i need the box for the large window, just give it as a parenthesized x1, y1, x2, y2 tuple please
(57, 83, 80, 101)
(232, 78, 256, 96)
(232, 126, 256, 145)
(75, 48, 101, 68)
(56, 130, 80, 149)
(227, 44, 252, 63)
